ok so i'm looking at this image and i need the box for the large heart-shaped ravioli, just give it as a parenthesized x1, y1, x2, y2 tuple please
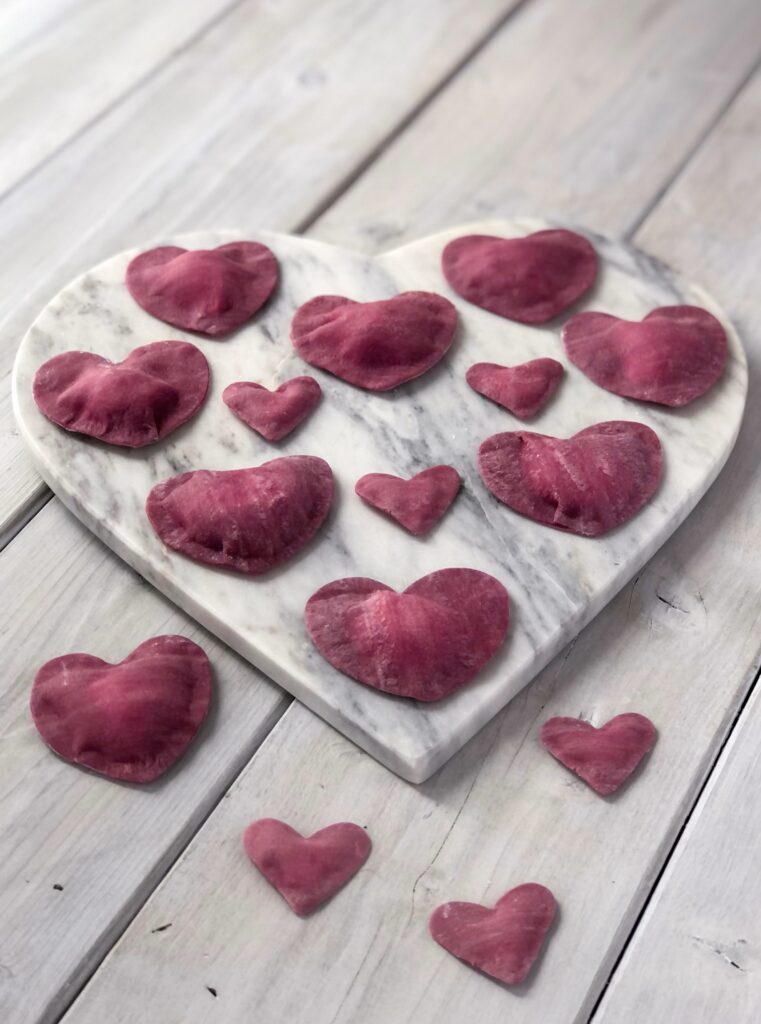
(32, 340, 209, 447)
(126, 241, 278, 336)
(305, 568, 509, 701)
(466, 358, 563, 419)
(442, 229, 597, 324)
(541, 713, 657, 795)
(30, 635, 212, 783)
(562, 305, 728, 406)
(478, 421, 663, 537)
(243, 819, 371, 916)
(290, 291, 457, 391)
(355, 465, 461, 535)
(147, 455, 333, 574)
(430, 883, 557, 985)
(223, 376, 322, 441)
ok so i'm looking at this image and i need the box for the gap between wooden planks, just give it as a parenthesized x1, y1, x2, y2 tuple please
(45, 1, 761, 1022)
(0, 0, 519, 548)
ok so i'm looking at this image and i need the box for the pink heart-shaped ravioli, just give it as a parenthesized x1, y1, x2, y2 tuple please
(146, 455, 334, 574)
(32, 340, 209, 448)
(430, 883, 557, 985)
(466, 358, 563, 419)
(562, 305, 728, 407)
(126, 241, 278, 337)
(541, 713, 657, 795)
(478, 420, 663, 537)
(355, 465, 461, 535)
(223, 376, 322, 441)
(305, 568, 509, 701)
(30, 636, 212, 783)
(442, 229, 597, 324)
(291, 291, 457, 391)
(243, 819, 371, 916)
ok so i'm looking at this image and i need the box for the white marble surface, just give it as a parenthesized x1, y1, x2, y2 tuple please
(12, 219, 747, 782)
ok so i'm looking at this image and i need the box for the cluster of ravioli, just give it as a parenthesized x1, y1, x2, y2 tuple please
(28, 226, 724, 988)
(32, 225, 730, 987)
(32, 228, 728, 705)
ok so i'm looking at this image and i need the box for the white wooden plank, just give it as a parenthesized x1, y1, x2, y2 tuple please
(0, 0, 515, 546)
(590, 67, 761, 1023)
(314, 0, 761, 252)
(57, 3, 761, 1022)
(0, 499, 289, 1024)
(0, 0, 241, 195)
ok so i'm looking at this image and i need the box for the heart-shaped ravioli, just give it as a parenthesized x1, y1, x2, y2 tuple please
(442, 229, 597, 324)
(541, 713, 657, 795)
(126, 241, 278, 337)
(291, 291, 457, 391)
(466, 358, 564, 419)
(30, 635, 212, 783)
(32, 340, 209, 447)
(430, 883, 557, 985)
(243, 819, 371, 916)
(305, 568, 509, 701)
(478, 421, 663, 537)
(562, 305, 728, 406)
(355, 465, 461, 535)
(223, 376, 322, 441)
(147, 455, 333, 574)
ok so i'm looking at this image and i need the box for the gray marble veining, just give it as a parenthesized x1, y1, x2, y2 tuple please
(12, 219, 747, 781)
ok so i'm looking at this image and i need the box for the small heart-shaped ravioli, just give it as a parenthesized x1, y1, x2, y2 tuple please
(305, 568, 509, 702)
(562, 305, 728, 407)
(430, 883, 557, 985)
(243, 819, 371, 915)
(478, 420, 663, 537)
(466, 358, 564, 419)
(126, 241, 278, 337)
(541, 713, 657, 795)
(30, 635, 212, 783)
(355, 465, 461, 535)
(32, 340, 209, 447)
(291, 291, 457, 391)
(223, 376, 322, 441)
(147, 455, 334, 574)
(442, 229, 597, 324)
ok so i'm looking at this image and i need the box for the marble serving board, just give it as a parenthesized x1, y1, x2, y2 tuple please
(13, 219, 747, 782)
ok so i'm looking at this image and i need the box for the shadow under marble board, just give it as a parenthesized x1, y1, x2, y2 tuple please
(13, 219, 747, 782)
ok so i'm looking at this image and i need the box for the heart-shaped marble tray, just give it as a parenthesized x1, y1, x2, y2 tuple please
(13, 219, 747, 782)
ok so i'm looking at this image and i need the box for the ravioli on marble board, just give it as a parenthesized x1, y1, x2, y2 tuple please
(354, 465, 461, 536)
(562, 305, 728, 407)
(126, 241, 278, 337)
(243, 819, 371, 916)
(223, 375, 322, 441)
(146, 455, 334, 575)
(430, 883, 557, 985)
(291, 291, 457, 390)
(32, 339, 209, 447)
(478, 421, 664, 537)
(442, 229, 597, 324)
(305, 568, 509, 702)
(541, 713, 657, 795)
(30, 635, 212, 784)
(466, 358, 564, 419)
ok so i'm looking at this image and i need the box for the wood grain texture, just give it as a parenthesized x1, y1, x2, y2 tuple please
(0, 0, 516, 547)
(58, 4, 761, 1022)
(0, 0, 243, 196)
(0, 500, 289, 1024)
(592, 64, 761, 1023)
(314, 0, 761, 251)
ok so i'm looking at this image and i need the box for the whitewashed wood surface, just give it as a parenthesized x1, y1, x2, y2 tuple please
(3, 1, 761, 1022)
